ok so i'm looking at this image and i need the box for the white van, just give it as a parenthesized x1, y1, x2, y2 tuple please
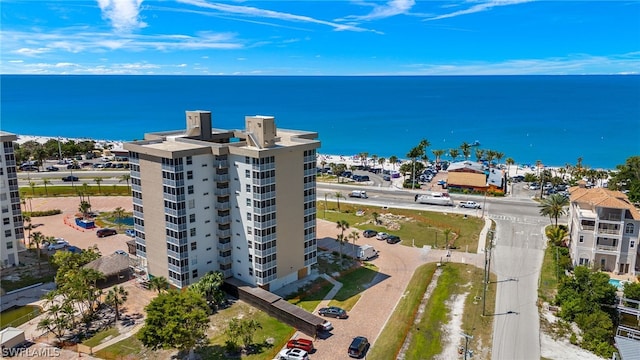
(356, 245, 378, 261)
(349, 190, 368, 199)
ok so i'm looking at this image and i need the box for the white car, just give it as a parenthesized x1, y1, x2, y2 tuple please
(47, 239, 69, 251)
(459, 201, 481, 209)
(278, 348, 310, 360)
(376, 232, 389, 240)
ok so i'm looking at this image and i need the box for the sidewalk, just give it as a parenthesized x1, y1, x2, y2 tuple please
(0, 282, 56, 312)
(312, 274, 343, 313)
(476, 216, 493, 254)
(90, 322, 145, 353)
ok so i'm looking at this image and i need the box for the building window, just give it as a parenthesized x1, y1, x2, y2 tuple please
(247, 227, 252, 235)
(246, 198, 251, 206)
(187, 171, 193, 180)
(6, 241, 13, 249)
(191, 242, 197, 250)
(631, 241, 636, 249)
(579, 235, 584, 243)
(246, 184, 251, 193)
(247, 213, 252, 221)
(190, 228, 196, 237)
(625, 223, 635, 235)
(189, 199, 195, 209)
(188, 185, 194, 194)
(4, 230, 11, 237)
(190, 214, 196, 223)
(192, 269, 198, 278)
(186, 156, 192, 165)
(2, 218, 9, 225)
(246, 169, 251, 178)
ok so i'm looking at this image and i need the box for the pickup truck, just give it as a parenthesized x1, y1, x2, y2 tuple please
(286, 338, 314, 353)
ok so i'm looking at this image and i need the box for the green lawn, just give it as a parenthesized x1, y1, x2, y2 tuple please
(319, 202, 484, 251)
(82, 327, 119, 348)
(328, 263, 379, 311)
(539, 243, 559, 303)
(20, 184, 130, 198)
(0, 305, 41, 329)
(287, 278, 334, 313)
(94, 335, 145, 359)
(368, 263, 495, 360)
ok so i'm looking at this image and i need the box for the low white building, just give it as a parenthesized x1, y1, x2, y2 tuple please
(568, 186, 640, 275)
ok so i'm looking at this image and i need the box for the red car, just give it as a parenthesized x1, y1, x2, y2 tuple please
(286, 338, 314, 353)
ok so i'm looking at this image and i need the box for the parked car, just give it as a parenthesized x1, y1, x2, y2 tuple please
(20, 165, 39, 172)
(66, 246, 82, 254)
(114, 250, 128, 256)
(97, 228, 117, 238)
(45, 166, 59, 171)
(459, 201, 481, 209)
(383, 175, 391, 181)
(317, 320, 333, 332)
(386, 235, 401, 244)
(348, 336, 370, 358)
(67, 164, 81, 169)
(318, 306, 348, 319)
(528, 183, 540, 190)
(375, 232, 389, 240)
(286, 338, 314, 353)
(125, 229, 136, 237)
(62, 175, 79, 182)
(278, 348, 310, 360)
(47, 239, 69, 251)
(362, 229, 378, 238)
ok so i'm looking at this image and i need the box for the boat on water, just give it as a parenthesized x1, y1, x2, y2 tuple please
(471, 140, 481, 147)
(415, 192, 454, 206)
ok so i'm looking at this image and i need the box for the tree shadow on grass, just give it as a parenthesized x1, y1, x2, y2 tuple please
(195, 340, 275, 360)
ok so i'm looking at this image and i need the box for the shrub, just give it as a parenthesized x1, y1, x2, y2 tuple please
(23, 209, 62, 217)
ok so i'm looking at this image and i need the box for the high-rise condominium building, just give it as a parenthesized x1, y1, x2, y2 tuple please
(0, 131, 24, 268)
(124, 111, 319, 290)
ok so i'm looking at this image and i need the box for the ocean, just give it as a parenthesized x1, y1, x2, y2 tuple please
(1, 75, 639, 169)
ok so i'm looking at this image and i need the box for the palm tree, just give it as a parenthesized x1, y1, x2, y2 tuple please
(406, 143, 425, 190)
(119, 174, 131, 192)
(30, 232, 46, 270)
(539, 194, 569, 227)
(320, 159, 327, 176)
(190, 271, 226, 310)
(449, 149, 460, 162)
(545, 226, 568, 247)
(79, 200, 91, 219)
(459, 142, 471, 160)
(378, 157, 386, 169)
(149, 276, 170, 294)
(485, 149, 496, 166)
(349, 230, 360, 247)
(105, 285, 128, 321)
(495, 151, 505, 166)
(506, 157, 515, 175)
(336, 220, 349, 267)
(389, 155, 399, 170)
(29, 181, 37, 196)
(475, 148, 485, 162)
(443, 228, 452, 249)
(23, 215, 32, 246)
(371, 211, 379, 225)
(113, 207, 126, 230)
(41, 178, 51, 196)
(432, 149, 445, 165)
(371, 154, 378, 168)
(94, 177, 104, 194)
(334, 192, 344, 212)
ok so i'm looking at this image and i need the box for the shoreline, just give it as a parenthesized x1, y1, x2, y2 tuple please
(13, 134, 614, 177)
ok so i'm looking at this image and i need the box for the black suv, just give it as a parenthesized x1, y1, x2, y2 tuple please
(97, 228, 117, 238)
(348, 336, 369, 358)
(386, 235, 401, 244)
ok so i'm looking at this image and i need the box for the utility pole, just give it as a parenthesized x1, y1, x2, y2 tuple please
(483, 229, 494, 317)
(461, 332, 473, 360)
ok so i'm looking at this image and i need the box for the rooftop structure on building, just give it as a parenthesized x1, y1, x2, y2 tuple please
(124, 111, 319, 291)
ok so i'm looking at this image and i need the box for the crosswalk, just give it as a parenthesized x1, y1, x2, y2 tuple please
(489, 214, 547, 225)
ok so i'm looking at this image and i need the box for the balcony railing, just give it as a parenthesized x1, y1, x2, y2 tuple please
(254, 219, 276, 229)
(253, 191, 276, 200)
(167, 249, 188, 260)
(219, 256, 232, 265)
(581, 225, 595, 231)
(215, 202, 230, 210)
(165, 207, 186, 217)
(214, 188, 230, 196)
(595, 244, 618, 252)
(133, 197, 143, 206)
(164, 193, 185, 203)
(253, 205, 276, 215)
(253, 233, 276, 243)
(168, 263, 188, 273)
(597, 228, 620, 235)
(217, 215, 231, 224)
(217, 229, 231, 238)
(254, 260, 276, 272)
(252, 177, 276, 186)
(166, 235, 188, 246)
(162, 178, 185, 188)
(252, 163, 275, 171)
(600, 214, 622, 222)
(253, 246, 276, 258)
(217, 241, 232, 251)
(221, 269, 233, 278)
(213, 160, 228, 168)
(162, 163, 184, 172)
(166, 222, 187, 232)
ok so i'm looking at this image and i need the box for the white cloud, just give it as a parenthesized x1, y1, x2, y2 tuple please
(97, 0, 147, 32)
(54, 62, 79, 67)
(341, 0, 416, 21)
(8, 60, 24, 63)
(177, 63, 188, 67)
(424, 0, 533, 21)
(177, 0, 379, 33)
(15, 47, 51, 56)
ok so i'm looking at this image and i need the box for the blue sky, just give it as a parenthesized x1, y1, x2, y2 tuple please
(1, 0, 639, 75)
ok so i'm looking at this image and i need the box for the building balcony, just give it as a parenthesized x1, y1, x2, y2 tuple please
(217, 215, 231, 224)
(304, 195, 316, 203)
(254, 219, 276, 229)
(253, 233, 276, 244)
(166, 222, 187, 232)
(133, 197, 143, 206)
(304, 155, 315, 163)
(221, 268, 233, 278)
(131, 183, 141, 192)
(253, 205, 276, 215)
(219, 255, 232, 265)
(581, 225, 595, 231)
(215, 202, 230, 210)
(253, 246, 276, 258)
(130, 170, 140, 178)
(304, 257, 316, 267)
(213, 159, 228, 168)
(168, 263, 188, 273)
(162, 163, 184, 172)
(254, 261, 276, 272)
(214, 188, 230, 196)
(304, 168, 316, 177)
(217, 241, 232, 251)
(166, 235, 187, 246)
(165, 207, 187, 217)
(133, 210, 144, 219)
(595, 244, 619, 252)
(304, 181, 315, 190)
(136, 249, 146, 258)
(217, 229, 231, 238)
(597, 228, 621, 236)
(304, 207, 315, 216)
(252, 163, 275, 171)
(167, 249, 188, 260)
(252, 177, 276, 186)
(5, 159, 16, 166)
(214, 173, 230, 182)
(162, 178, 185, 188)
(164, 193, 185, 203)
(253, 191, 276, 200)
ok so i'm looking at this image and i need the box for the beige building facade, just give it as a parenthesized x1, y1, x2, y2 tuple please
(0, 131, 24, 268)
(124, 111, 319, 290)
(568, 186, 640, 275)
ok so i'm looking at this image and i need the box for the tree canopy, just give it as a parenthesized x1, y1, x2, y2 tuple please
(137, 290, 210, 355)
(608, 155, 640, 203)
